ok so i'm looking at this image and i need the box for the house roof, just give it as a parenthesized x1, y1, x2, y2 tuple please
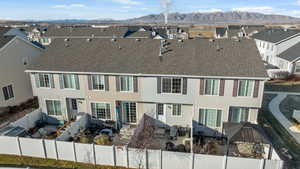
(216, 27, 227, 37)
(242, 25, 265, 35)
(252, 29, 300, 43)
(124, 30, 152, 38)
(27, 38, 268, 78)
(278, 42, 300, 62)
(43, 26, 128, 38)
(223, 122, 270, 144)
(0, 27, 15, 49)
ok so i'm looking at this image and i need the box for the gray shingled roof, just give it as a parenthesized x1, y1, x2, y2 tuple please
(278, 42, 300, 62)
(0, 27, 14, 49)
(43, 26, 128, 38)
(27, 38, 268, 78)
(252, 29, 300, 43)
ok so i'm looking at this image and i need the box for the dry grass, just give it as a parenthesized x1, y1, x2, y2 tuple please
(0, 154, 129, 169)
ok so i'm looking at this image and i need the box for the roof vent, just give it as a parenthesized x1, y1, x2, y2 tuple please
(136, 38, 141, 42)
(64, 38, 69, 42)
(209, 39, 215, 42)
(111, 38, 116, 42)
(178, 39, 183, 43)
(86, 38, 92, 42)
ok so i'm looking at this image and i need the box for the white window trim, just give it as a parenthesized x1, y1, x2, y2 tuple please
(39, 73, 52, 89)
(237, 80, 254, 97)
(119, 76, 134, 93)
(44, 99, 63, 117)
(204, 79, 220, 96)
(121, 102, 138, 124)
(199, 107, 223, 128)
(2, 84, 15, 101)
(91, 75, 105, 91)
(161, 77, 183, 95)
(90, 101, 112, 120)
(171, 104, 182, 117)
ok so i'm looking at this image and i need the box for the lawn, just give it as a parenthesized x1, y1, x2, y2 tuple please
(279, 95, 300, 122)
(0, 154, 129, 169)
(258, 94, 300, 169)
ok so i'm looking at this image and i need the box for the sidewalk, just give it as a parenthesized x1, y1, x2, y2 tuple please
(267, 92, 300, 144)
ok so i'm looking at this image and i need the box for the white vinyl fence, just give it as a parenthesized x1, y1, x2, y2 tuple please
(0, 136, 284, 169)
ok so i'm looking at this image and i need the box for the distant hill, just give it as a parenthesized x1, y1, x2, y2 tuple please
(2, 11, 300, 25)
(125, 12, 300, 24)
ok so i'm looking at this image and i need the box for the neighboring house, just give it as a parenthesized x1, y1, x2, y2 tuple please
(252, 29, 300, 74)
(26, 38, 267, 132)
(215, 27, 228, 39)
(215, 25, 244, 39)
(0, 28, 43, 109)
(40, 26, 129, 45)
(241, 25, 265, 38)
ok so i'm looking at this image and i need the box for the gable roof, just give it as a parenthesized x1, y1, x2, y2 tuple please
(278, 42, 300, 62)
(27, 38, 268, 78)
(252, 29, 300, 43)
(43, 26, 128, 38)
(216, 27, 227, 37)
(0, 27, 15, 49)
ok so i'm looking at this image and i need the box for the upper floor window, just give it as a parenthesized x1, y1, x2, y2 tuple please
(91, 75, 105, 90)
(238, 80, 254, 97)
(91, 102, 111, 120)
(61, 74, 79, 90)
(172, 104, 182, 116)
(199, 108, 222, 128)
(295, 62, 300, 73)
(204, 79, 219, 95)
(162, 77, 182, 94)
(46, 100, 62, 116)
(120, 76, 133, 92)
(157, 103, 164, 115)
(229, 107, 249, 123)
(2, 85, 14, 101)
(39, 74, 51, 88)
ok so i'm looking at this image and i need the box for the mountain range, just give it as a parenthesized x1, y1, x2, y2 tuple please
(2, 11, 300, 24)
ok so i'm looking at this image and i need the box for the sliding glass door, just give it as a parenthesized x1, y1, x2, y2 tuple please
(122, 102, 137, 124)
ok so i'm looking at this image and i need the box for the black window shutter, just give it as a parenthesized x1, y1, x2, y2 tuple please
(216, 110, 222, 127)
(133, 76, 138, 92)
(182, 78, 187, 95)
(105, 75, 109, 91)
(88, 75, 92, 90)
(116, 76, 120, 92)
(50, 74, 55, 88)
(2, 87, 9, 100)
(157, 77, 161, 94)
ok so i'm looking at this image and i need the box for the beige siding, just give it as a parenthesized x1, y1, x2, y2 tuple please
(0, 38, 42, 107)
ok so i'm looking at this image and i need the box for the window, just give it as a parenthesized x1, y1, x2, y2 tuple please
(266, 43, 269, 50)
(92, 75, 105, 90)
(122, 102, 137, 123)
(204, 79, 219, 95)
(172, 104, 182, 116)
(229, 107, 249, 123)
(157, 104, 164, 115)
(162, 77, 182, 94)
(63, 74, 79, 89)
(2, 85, 14, 101)
(120, 76, 133, 92)
(71, 99, 77, 110)
(295, 62, 300, 73)
(39, 74, 51, 88)
(238, 80, 254, 97)
(91, 103, 111, 120)
(199, 108, 222, 128)
(46, 100, 62, 116)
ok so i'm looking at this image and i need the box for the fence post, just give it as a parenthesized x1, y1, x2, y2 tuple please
(73, 141, 77, 162)
(54, 140, 59, 160)
(92, 143, 96, 165)
(159, 149, 162, 169)
(222, 155, 228, 169)
(125, 146, 129, 168)
(17, 137, 22, 156)
(112, 145, 116, 166)
(145, 149, 148, 169)
(260, 159, 265, 169)
(190, 153, 194, 169)
(42, 139, 47, 159)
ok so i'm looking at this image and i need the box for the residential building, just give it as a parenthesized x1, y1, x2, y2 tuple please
(253, 29, 300, 74)
(26, 38, 267, 132)
(0, 28, 43, 110)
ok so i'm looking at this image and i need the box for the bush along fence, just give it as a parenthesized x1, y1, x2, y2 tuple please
(0, 136, 284, 169)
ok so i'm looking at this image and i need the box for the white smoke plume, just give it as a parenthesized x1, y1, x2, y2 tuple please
(161, 0, 171, 24)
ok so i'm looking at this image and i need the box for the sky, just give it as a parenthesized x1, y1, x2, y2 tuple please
(1, 0, 300, 20)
